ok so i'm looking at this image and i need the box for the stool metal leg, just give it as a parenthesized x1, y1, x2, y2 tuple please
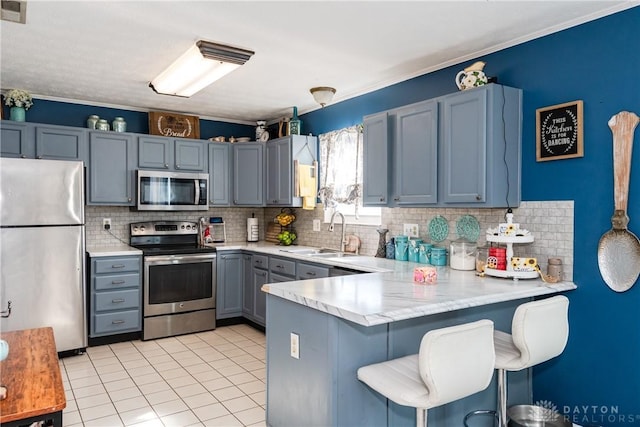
(416, 408, 427, 427)
(497, 368, 508, 427)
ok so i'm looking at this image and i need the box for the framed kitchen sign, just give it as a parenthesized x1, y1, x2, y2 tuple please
(149, 111, 200, 139)
(536, 100, 584, 162)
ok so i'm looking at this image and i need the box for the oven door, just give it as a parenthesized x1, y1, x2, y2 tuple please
(144, 253, 216, 317)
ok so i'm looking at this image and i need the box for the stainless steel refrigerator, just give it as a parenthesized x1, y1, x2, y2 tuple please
(1, 158, 86, 352)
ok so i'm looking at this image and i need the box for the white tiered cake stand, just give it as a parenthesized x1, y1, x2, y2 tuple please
(484, 212, 538, 282)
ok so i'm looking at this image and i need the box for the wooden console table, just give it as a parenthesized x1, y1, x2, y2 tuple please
(0, 327, 66, 427)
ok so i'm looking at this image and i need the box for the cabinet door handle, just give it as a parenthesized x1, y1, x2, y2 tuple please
(221, 256, 226, 259)
(37, 155, 43, 159)
(20, 155, 27, 159)
(176, 165, 181, 169)
(393, 197, 400, 201)
(128, 197, 132, 202)
(111, 280, 125, 285)
(276, 265, 284, 269)
(380, 197, 385, 202)
(111, 320, 125, 325)
(259, 272, 267, 277)
(255, 260, 262, 264)
(112, 298, 125, 303)
(476, 195, 482, 201)
(306, 272, 316, 276)
(164, 163, 168, 168)
(111, 264, 125, 269)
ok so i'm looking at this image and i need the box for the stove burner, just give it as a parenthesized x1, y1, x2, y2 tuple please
(129, 220, 216, 256)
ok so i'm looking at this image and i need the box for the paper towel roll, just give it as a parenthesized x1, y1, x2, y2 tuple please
(247, 217, 259, 242)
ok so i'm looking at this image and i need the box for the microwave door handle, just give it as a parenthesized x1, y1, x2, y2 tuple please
(194, 179, 200, 204)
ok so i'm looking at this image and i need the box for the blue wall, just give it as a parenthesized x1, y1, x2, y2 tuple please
(302, 7, 640, 425)
(5, 7, 638, 424)
(4, 99, 255, 140)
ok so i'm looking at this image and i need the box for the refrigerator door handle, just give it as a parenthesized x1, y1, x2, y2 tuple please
(0, 301, 11, 318)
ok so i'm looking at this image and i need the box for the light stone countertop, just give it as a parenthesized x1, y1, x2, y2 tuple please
(86, 244, 143, 257)
(88, 241, 577, 326)
(211, 242, 577, 327)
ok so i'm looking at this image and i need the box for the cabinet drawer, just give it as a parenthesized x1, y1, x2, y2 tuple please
(94, 257, 140, 274)
(94, 273, 140, 291)
(297, 262, 330, 280)
(95, 289, 140, 312)
(253, 254, 268, 269)
(269, 257, 296, 276)
(93, 310, 140, 335)
(270, 272, 294, 283)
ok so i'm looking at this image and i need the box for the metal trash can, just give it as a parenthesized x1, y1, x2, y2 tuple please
(507, 405, 572, 427)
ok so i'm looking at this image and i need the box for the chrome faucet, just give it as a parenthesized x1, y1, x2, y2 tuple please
(328, 211, 347, 252)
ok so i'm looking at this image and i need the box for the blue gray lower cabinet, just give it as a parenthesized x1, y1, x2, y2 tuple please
(266, 295, 531, 427)
(89, 255, 142, 337)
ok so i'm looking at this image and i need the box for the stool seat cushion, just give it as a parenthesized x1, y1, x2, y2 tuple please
(358, 354, 430, 408)
(357, 319, 495, 411)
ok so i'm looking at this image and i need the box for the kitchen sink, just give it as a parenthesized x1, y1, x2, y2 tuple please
(279, 247, 357, 257)
(307, 252, 358, 258)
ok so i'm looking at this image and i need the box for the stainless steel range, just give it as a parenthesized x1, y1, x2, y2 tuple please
(130, 221, 216, 340)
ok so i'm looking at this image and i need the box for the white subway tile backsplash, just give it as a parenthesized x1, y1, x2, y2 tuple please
(87, 201, 574, 281)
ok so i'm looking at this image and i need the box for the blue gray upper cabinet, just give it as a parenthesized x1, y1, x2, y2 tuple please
(266, 135, 318, 207)
(362, 112, 390, 205)
(175, 139, 206, 171)
(138, 136, 171, 169)
(138, 135, 206, 171)
(440, 85, 521, 207)
(233, 143, 264, 206)
(394, 101, 438, 205)
(1, 121, 34, 158)
(1, 121, 86, 161)
(88, 132, 136, 205)
(35, 125, 87, 161)
(363, 84, 521, 208)
(208, 143, 231, 206)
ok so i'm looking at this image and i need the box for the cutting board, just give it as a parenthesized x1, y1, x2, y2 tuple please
(265, 222, 280, 243)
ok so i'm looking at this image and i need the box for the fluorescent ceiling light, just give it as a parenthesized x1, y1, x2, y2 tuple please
(150, 40, 254, 97)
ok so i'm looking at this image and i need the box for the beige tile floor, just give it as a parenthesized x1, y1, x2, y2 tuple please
(59, 324, 267, 427)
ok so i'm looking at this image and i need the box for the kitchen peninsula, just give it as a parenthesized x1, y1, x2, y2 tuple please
(260, 256, 576, 427)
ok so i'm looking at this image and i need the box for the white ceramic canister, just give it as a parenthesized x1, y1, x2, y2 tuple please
(112, 117, 127, 132)
(95, 119, 110, 131)
(87, 115, 100, 129)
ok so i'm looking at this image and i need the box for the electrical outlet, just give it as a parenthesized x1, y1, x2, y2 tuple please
(404, 223, 419, 238)
(290, 332, 300, 359)
(103, 218, 111, 230)
(313, 219, 321, 232)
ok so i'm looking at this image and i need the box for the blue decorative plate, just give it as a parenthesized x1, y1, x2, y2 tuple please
(428, 215, 449, 242)
(456, 214, 481, 242)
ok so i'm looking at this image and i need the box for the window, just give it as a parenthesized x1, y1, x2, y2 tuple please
(318, 125, 381, 225)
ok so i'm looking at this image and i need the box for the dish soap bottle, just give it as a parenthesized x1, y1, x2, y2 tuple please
(288, 106, 301, 135)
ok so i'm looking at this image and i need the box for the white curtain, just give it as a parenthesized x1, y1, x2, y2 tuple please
(318, 125, 363, 217)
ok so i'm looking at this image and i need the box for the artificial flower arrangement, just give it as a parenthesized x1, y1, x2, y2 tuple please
(4, 89, 33, 110)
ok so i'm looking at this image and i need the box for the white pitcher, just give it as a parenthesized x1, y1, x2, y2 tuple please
(455, 61, 488, 91)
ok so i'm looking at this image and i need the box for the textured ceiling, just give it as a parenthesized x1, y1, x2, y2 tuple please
(1, 1, 637, 125)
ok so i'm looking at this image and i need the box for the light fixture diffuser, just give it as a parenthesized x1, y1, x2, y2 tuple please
(310, 87, 336, 107)
(150, 40, 254, 97)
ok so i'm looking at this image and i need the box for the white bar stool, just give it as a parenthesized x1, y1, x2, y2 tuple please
(357, 319, 496, 427)
(464, 295, 570, 427)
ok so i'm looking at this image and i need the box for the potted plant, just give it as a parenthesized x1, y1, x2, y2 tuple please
(4, 89, 33, 122)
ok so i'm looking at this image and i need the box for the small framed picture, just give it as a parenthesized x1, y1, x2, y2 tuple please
(536, 100, 584, 162)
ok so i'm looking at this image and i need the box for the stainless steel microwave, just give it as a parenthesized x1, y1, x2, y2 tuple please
(137, 170, 208, 211)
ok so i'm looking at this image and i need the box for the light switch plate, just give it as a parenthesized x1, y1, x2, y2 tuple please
(313, 219, 321, 232)
(404, 223, 419, 238)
